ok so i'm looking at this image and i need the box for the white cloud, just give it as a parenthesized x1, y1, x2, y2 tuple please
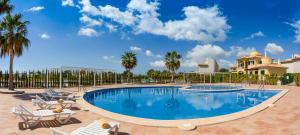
(62, 0, 74, 6)
(40, 33, 50, 39)
(79, 0, 101, 16)
(182, 44, 231, 67)
(102, 55, 115, 60)
(78, 27, 100, 37)
(149, 60, 165, 68)
(289, 21, 300, 43)
(230, 46, 256, 57)
(70, 0, 230, 42)
(156, 54, 162, 58)
(130, 46, 142, 52)
(144, 49, 162, 58)
(106, 24, 117, 32)
(241, 31, 264, 41)
(80, 14, 102, 27)
(265, 43, 284, 54)
(98, 5, 137, 26)
(145, 50, 154, 57)
(27, 6, 44, 12)
(141, 6, 230, 42)
(127, 0, 159, 13)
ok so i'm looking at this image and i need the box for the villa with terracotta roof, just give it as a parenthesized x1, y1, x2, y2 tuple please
(281, 54, 300, 73)
(231, 51, 287, 76)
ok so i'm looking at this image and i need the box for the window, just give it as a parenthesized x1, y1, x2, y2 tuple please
(261, 70, 265, 75)
(255, 71, 258, 74)
(249, 60, 254, 65)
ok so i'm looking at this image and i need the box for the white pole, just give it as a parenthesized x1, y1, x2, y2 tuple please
(115, 73, 117, 84)
(93, 70, 96, 87)
(78, 70, 81, 88)
(222, 73, 224, 84)
(210, 73, 212, 84)
(100, 72, 103, 85)
(229, 73, 232, 84)
(183, 73, 185, 83)
(59, 67, 62, 90)
(46, 69, 49, 88)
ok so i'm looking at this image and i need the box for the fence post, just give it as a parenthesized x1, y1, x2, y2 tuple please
(93, 71, 96, 87)
(46, 69, 49, 88)
(210, 73, 212, 84)
(100, 72, 103, 85)
(229, 73, 232, 84)
(115, 73, 117, 84)
(59, 67, 62, 90)
(78, 70, 81, 87)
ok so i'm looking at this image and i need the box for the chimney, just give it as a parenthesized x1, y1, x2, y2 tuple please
(264, 49, 267, 57)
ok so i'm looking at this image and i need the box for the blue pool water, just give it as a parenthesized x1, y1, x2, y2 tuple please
(83, 86, 280, 120)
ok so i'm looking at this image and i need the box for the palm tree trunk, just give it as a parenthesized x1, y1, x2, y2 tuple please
(171, 71, 174, 83)
(8, 52, 14, 90)
(127, 70, 130, 83)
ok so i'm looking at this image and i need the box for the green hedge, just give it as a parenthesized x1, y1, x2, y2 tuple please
(294, 73, 300, 86)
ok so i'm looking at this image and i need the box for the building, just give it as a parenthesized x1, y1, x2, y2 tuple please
(281, 54, 300, 73)
(231, 51, 287, 76)
(198, 58, 219, 73)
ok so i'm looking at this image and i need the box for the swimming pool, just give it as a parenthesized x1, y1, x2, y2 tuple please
(83, 86, 280, 120)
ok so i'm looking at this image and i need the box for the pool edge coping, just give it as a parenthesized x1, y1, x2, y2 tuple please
(76, 85, 289, 128)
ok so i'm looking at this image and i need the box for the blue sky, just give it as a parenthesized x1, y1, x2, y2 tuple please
(1, 0, 300, 74)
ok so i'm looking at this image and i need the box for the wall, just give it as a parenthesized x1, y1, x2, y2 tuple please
(282, 61, 300, 73)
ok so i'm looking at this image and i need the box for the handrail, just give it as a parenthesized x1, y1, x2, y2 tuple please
(258, 80, 265, 90)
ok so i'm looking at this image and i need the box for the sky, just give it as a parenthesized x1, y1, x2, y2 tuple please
(1, 0, 300, 74)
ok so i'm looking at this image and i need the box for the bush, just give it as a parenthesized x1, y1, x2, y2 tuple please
(280, 73, 294, 85)
(294, 73, 300, 86)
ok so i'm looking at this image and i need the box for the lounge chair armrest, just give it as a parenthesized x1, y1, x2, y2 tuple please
(12, 107, 19, 114)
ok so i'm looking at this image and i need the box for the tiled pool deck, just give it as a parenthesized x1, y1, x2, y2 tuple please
(1, 84, 300, 135)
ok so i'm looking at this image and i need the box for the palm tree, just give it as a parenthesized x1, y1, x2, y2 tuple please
(0, 13, 30, 90)
(121, 52, 137, 82)
(0, 0, 13, 15)
(147, 69, 158, 79)
(165, 51, 181, 83)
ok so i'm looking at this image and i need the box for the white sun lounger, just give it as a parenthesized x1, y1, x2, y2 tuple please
(50, 120, 120, 135)
(32, 95, 75, 109)
(42, 89, 76, 101)
(12, 105, 75, 127)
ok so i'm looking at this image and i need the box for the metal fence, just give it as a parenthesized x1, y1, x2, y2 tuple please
(0, 70, 297, 89)
(0, 70, 121, 88)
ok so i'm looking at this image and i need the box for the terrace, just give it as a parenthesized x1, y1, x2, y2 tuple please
(1, 84, 300, 135)
(1, 0, 300, 135)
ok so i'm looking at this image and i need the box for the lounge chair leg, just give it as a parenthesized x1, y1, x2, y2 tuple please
(56, 114, 71, 124)
(114, 126, 119, 135)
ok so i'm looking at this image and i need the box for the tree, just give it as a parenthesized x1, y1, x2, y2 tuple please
(121, 52, 137, 82)
(147, 69, 159, 79)
(219, 68, 229, 72)
(165, 51, 181, 83)
(0, 13, 30, 90)
(0, 0, 13, 15)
